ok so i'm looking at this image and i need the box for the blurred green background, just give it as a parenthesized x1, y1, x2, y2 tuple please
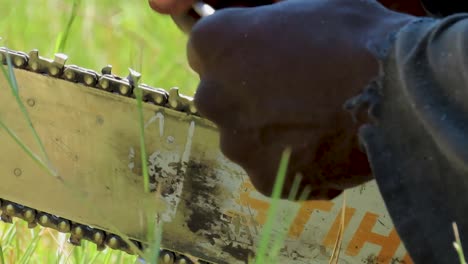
(0, 0, 198, 263)
(1, 0, 198, 94)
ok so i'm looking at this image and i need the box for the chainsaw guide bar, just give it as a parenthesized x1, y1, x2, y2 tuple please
(0, 46, 207, 264)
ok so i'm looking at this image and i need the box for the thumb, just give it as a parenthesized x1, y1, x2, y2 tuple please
(148, 0, 195, 15)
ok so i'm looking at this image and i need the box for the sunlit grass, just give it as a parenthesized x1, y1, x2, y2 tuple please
(0, 0, 198, 94)
(0, 0, 193, 263)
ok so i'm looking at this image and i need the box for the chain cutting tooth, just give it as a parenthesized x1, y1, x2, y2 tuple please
(167, 87, 198, 115)
(57, 219, 71, 232)
(50, 53, 68, 76)
(0, 201, 14, 223)
(0, 214, 12, 223)
(24, 209, 37, 228)
(27, 50, 68, 77)
(101, 65, 112, 75)
(126, 68, 141, 97)
(69, 224, 84, 246)
(128, 68, 141, 85)
(92, 230, 106, 250)
(168, 87, 186, 111)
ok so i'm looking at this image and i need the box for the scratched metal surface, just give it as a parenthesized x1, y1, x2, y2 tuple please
(0, 69, 412, 263)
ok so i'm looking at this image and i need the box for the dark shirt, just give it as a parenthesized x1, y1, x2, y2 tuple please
(348, 14, 468, 263)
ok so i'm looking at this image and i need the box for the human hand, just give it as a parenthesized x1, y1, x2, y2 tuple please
(148, 0, 195, 15)
(149, 0, 281, 32)
(188, 0, 417, 200)
(148, 0, 279, 15)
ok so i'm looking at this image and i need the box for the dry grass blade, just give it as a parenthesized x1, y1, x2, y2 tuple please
(0, 118, 56, 178)
(328, 191, 346, 264)
(453, 222, 467, 264)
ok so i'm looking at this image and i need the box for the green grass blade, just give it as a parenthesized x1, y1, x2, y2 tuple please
(73, 243, 83, 264)
(145, 220, 162, 264)
(132, 72, 150, 193)
(116, 250, 123, 263)
(88, 251, 102, 264)
(268, 177, 312, 263)
(1, 223, 16, 247)
(103, 249, 113, 264)
(0, 118, 57, 177)
(1, 54, 53, 172)
(0, 242, 5, 264)
(287, 173, 302, 201)
(254, 148, 291, 264)
(14, 228, 20, 262)
(55, 0, 81, 53)
(18, 229, 41, 264)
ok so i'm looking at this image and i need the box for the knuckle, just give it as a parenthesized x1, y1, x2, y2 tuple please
(188, 8, 243, 60)
(193, 80, 219, 119)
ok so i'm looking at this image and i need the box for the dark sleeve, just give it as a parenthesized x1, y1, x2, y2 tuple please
(346, 14, 468, 263)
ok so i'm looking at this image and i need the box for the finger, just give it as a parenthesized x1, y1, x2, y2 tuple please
(148, 0, 195, 15)
(186, 10, 226, 74)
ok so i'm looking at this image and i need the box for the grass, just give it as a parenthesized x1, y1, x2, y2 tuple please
(0, 0, 197, 263)
(0, 0, 199, 95)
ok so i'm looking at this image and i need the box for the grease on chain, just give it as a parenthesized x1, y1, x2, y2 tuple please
(0, 47, 211, 264)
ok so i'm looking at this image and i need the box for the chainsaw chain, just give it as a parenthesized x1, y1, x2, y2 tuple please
(0, 47, 211, 264)
(0, 47, 199, 116)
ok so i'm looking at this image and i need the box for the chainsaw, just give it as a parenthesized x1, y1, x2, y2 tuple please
(0, 2, 414, 264)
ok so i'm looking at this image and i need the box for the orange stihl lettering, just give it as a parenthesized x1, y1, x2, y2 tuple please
(346, 212, 401, 263)
(322, 207, 356, 248)
(402, 253, 414, 264)
(237, 182, 270, 225)
(288, 200, 334, 238)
